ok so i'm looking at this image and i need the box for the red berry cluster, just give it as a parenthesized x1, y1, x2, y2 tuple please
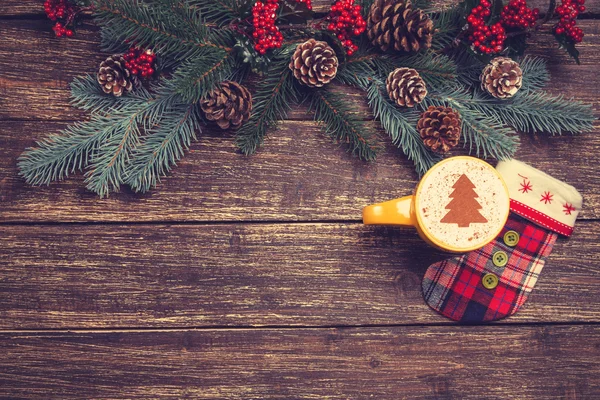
(466, 0, 506, 54)
(44, 0, 77, 37)
(554, 0, 585, 43)
(500, 0, 540, 29)
(294, 0, 312, 10)
(325, 0, 367, 56)
(252, 0, 284, 55)
(123, 47, 157, 79)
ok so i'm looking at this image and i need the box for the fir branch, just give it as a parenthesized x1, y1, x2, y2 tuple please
(335, 54, 377, 89)
(429, 4, 464, 51)
(367, 81, 441, 176)
(170, 49, 236, 103)
(18, 86, 178, 197)
(70, 74, 153, 114)
(188, 0, 243, 26)
(126, 102, 202, 193)
(423, 86, 520, 160)
(82, 91, 179, 197)
(236, 49, 300, 155)
(308, 89, 378, 161)
(18, 118, 117, 188)
(371, 52, 458, 88)
(472, 90, 595, 135)
(452, 49, 486, 87)
(92, 0, 233, 61)
(84, 112, 143, 197)
(518, 56, 550, 92)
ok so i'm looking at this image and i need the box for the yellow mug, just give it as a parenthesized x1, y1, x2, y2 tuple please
(363, 156, 510, 253)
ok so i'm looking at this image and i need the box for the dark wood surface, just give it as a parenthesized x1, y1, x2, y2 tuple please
(1, 1, 599, 398)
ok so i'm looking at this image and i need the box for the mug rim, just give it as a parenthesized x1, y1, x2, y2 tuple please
(414, 156, 510, 253)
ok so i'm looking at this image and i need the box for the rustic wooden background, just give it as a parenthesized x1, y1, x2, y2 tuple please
(1, 0, 599, 398)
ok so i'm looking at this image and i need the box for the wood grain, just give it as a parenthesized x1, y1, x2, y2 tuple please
(2, 0, 600, 15)
(2, 120, 599, 222)
(1, 222, 598, 329)
(1, 325, 599, 399)
(1, 20, 599, 122)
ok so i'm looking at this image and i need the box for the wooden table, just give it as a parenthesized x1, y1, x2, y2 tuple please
(1, 1, 599, 398)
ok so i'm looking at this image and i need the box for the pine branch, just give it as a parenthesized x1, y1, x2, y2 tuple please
(126, 102, 202, 193)
(170, 48, 236, 103)
(236, 48, 300, 155)
(18, 86, 178, 197)
(367, 81, 441, 176)
(18, 84, 156, 188)
(472, 90, 595, 135)
(429, 4, 464, 51)
(70, 74, 152, 114)
(308, 89, 378, 161)
(452, 50, 486, 87)
(188, 0, 244, 26)
(84, 112, 143, 197)
(371, 52, 458, 88)
(519, 55, 550, 92)
(92, 0, 233, 61)
(334, 54, 377, 89)
(423, 86, 520, 160)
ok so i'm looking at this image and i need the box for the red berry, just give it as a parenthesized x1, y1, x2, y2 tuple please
(467, 0, 507, 54)
(325, 0, 365, 54)
(552, 0, 585, 43)
(45, 0, 79, 38)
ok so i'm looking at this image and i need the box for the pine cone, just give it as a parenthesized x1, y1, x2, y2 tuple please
(386, 67, 427, 107)
(367, 0, 433, 53)
(417, 106, 461, 153)
(200, 81, 252, 130)
(480, 57, 523, 99)
(97, 54, 135, 97)
(289, 39, 338, 88)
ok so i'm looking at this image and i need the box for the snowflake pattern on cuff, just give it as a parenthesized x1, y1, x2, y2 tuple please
(540, 191, 553, 204)
(563, 203, 576, 215)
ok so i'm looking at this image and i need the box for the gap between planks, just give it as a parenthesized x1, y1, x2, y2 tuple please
(2, 320, 600, 334)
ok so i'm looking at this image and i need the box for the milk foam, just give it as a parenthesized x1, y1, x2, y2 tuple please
(416, 158, 510, 250)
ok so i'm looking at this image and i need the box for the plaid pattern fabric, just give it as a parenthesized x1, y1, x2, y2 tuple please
(422, 213, 557, 323)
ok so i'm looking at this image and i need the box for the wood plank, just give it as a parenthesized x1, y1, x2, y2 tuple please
(2, 0, 600, 15)
(1, 119, 599, 222)
(1, 222, 599, 329)
(1, 325, 599, 399)
(0, 20, 599, 121)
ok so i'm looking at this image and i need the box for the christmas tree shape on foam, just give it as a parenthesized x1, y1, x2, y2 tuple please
(440, 174, 488, 228)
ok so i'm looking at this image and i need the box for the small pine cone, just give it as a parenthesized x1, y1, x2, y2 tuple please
(480, 57, 523, 99)
(200, 81, 252, 130)
(97, 54, 135, 97)
(289, 39, 338, 88)
(386, 67, 427, 107)
(367, 0, 434, 53)
(417, 106, 461, 153)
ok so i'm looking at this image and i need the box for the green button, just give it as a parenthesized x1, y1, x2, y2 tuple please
(482, 273, 499, 290)
(503, 231, 520, 247)
(492, 251, 508, 268)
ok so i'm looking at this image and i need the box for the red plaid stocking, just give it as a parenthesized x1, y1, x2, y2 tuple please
(422, 160, 582, 323)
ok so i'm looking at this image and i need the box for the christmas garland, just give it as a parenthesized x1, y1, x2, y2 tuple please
(20, 0, 595, 197)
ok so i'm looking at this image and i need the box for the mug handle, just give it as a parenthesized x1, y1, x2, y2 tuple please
(363, 196, 416, 226)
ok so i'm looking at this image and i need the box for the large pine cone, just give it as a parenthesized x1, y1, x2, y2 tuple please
(417, 106, 461, 153)
(289, 39, 338, 88)
(367, 0, 433, 53)
(97, 54, 135, 97)
(386, 67, 427, 107)
(200, 81, 252, 130)
(480, 57, 523, 99)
